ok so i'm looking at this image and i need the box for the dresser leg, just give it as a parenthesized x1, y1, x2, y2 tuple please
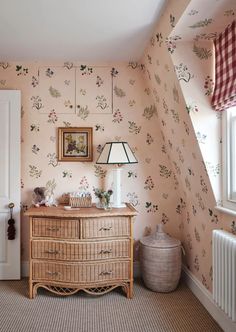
(29, 282, 33, 299)
(130, 281, 134, 299)
(127, 281, 133, 299)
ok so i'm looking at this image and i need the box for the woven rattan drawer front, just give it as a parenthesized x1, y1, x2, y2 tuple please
(32, 218, 79, 239)
(32, 261, 130, 283)
(32, 239, 130, 261)
(82, 217, 130, 239)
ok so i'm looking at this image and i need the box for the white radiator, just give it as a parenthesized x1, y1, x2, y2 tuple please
(213, 230, 236, 321)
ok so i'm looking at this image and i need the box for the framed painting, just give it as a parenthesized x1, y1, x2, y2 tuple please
(58, 127, 93, 161)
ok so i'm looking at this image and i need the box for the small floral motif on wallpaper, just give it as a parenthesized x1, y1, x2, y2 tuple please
(16, 65, 28, 76)
(204, 76, 214, 95)
(186, 103, 199, 114)
(224, 9, 235, 16)
(114, 86, 126, 97)
(231, 221, 236, 235)
(48, 110, 58, 124)
(128, 171, 137, 179)
(146, 133, 154, 145)
(175, 63, 194, 82)
(80, 65, 93, 75)
(32, 76, 39, 87)
(193, 44, 212, 60)
(208, 209, 219, 224)
(159, 165, 172, 178)
(95, 124, 104, 132)
(77, 105, 89, 120)
(144, 176, 154, 190)
(155, 32, 163, 47)
(29, 165, 42, 178)
(165, 35, 181, 54)
(143, 105, 157, 120)
(62, 170, 72, 179)
(0, 62, 10, 69)
(176, 198, 186, 214)
(127, 192, 139, 207)
(193, 32, 217, 42)
(47, 153, 59, 167)
(112, 109, 123, 123)
(161, 213, 169, 224)
(128, 121, 141, 134)
(170, 14, 175, 28)
(94, 165, 106, 178)
(196, 131, 207, 144)
(189, 18, 213, 28)
(79, 176, 90, 190)
(145, 202, 158, 213)
(31, 96, 44, 111)
(188, 9, 198, 16)
(49, 86, 61, 98)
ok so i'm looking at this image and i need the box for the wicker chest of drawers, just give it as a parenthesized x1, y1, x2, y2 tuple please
(25, 204, 137, 299)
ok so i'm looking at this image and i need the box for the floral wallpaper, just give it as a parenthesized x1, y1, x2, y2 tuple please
(1, 0, 235, 293)
(142, 0, 236, 292)
(0, 61, 181, 262)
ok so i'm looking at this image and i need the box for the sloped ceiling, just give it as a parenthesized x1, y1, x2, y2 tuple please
(0, 0, 167, 61)
(171, 0, 235, 41)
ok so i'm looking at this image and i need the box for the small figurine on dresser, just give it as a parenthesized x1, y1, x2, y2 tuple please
(32, 185, 57, 207)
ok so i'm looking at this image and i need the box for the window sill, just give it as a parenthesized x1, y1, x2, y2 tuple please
(215, 205, 236, 217)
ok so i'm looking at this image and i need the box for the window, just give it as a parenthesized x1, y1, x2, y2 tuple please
(222, 106, 236, 210)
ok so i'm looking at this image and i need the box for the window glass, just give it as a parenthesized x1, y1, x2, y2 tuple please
(223, 107, 236, 209)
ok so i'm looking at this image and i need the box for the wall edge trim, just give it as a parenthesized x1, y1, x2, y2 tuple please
(21, 261, 29, 278)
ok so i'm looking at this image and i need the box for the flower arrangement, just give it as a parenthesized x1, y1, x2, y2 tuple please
(94, 188, 113, 209)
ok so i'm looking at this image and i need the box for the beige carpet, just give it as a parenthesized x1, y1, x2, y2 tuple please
(0, 279, 222, 332)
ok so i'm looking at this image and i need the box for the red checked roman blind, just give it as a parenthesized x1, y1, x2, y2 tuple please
(211, 20, 236, 111)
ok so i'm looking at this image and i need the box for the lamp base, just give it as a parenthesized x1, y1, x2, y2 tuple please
(112, 202, 126, 208)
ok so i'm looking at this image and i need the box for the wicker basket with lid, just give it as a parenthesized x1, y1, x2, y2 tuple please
(140, 224, 182, 292)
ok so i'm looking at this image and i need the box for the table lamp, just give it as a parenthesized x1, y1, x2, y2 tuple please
(96, 142, 138, 208)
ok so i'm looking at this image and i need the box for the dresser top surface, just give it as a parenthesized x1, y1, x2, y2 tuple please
(25, 203, 138, 218)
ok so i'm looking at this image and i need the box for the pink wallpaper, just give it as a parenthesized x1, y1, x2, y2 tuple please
(142, 0, 236, 291)
(0, 61, 180, 262)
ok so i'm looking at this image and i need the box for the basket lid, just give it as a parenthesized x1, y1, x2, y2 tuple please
(140, 224, 181, 248)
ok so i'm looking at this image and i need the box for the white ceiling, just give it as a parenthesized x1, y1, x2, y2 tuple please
(0, 0, 167, 62)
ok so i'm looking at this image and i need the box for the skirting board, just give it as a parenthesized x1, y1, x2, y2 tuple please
(182, 265, 236, 332)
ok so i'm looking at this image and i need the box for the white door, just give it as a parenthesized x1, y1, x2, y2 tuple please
(0, 90, 21, 279)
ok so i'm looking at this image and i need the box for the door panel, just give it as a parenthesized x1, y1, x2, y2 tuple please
(0, 101, 10, 199)
(0, 90, 21, 279)
(0, 215, 7, 263)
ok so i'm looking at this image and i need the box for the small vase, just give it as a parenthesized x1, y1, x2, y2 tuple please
(104, 202, 112, 211)
(96, 199, 112, 210)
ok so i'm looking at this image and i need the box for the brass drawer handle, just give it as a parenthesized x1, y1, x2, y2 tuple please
(45, 249, 61, 255)
(46, 227, 60, 231)
(99, 271, 112, 276)
(99, 249, 112, 254)
(46, 271, 61, 276)
(99, 226, 112, 231)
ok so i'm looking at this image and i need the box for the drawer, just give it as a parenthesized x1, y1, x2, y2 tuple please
(32, 261, 130, 283)
(32, 218, 79, 239)
(31, 239, 130, 261)
(82, 216, 130, 239)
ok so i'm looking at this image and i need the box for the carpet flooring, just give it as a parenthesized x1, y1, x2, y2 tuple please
(0, 279, 222, 332)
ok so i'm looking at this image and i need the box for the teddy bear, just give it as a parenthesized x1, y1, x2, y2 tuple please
(32, 187, 47, 207)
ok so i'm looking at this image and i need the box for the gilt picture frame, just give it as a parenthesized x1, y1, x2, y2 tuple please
(58, 127, 93, 162)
